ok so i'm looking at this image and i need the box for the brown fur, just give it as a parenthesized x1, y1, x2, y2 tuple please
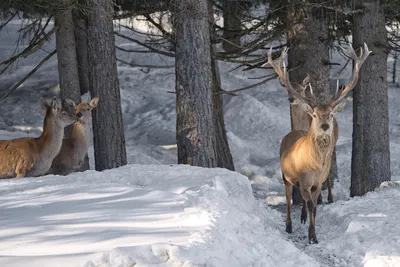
(0, 97, 78, 179)
(280, 106, 337, 244)
(308, 115, 339, 204)
(47, 97, 99, 175)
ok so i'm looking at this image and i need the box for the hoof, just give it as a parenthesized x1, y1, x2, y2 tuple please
(309, 237, 319, 244)
(301, 212, 307, 224)
(317, 195, 323, 205)
(286, 223, 292, 234)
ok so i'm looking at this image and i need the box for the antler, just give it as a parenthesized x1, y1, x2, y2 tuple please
(267, 47, 314, 107)
(330, 43, 372, 107)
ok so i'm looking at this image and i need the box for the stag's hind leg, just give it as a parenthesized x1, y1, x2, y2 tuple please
(283, 174, 292, 234)
(327, 176, 333, 204)
(301, 198, 308, 224)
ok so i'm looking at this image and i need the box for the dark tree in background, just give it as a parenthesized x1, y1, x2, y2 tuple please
(55, 0, 81, 124)
(87, 0, 127, 171)
(210, 2, 235, 171)
(222, 0, 242, 52)
(73, 0, 90, 96)
(351, 0, 391, 197)
(174, 0, 219, 168)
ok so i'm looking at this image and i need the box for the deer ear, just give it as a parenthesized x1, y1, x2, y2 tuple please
(89, 96, 99, 108)
(40, 98, 49, 110)
(332, 99, 348, 114)
(50, 96, 58, 110)
(63, 99, 76, 109)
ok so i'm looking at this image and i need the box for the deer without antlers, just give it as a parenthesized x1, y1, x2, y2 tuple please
(268, 43, 371, 244)
(0, 97, 78, 179)
(47, 96, 99, 176)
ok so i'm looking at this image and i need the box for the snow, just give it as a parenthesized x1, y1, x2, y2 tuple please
(0, 165, 319, 267)
(0, 15, 400, 267)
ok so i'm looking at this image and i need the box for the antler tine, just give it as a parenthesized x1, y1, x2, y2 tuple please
(303, 76, 318, 107)
(334, 80, 340, 99)
(267, 47, 312, 105)
(331, 42, 372, 107)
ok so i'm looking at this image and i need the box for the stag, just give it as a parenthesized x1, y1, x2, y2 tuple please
(268, 43, 371, 244)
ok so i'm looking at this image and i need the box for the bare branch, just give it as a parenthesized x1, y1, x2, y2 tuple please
(114, 31, 175, 57)
(117, 58, 173, 69)
(1, 50, 57, 100)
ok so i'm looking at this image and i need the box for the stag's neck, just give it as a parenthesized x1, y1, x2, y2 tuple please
(306, 130, 334, 166)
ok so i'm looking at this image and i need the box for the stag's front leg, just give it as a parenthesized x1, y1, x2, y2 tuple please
(309, 186, 322, 244)
(301, 186, 318, 244)
(283, 176, 292, 233)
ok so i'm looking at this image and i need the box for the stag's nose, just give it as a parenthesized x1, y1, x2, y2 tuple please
(321, 124, 329, 131)
(77, 112, 82, 118)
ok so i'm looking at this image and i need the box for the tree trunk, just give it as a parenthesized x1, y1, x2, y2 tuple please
(54, 0, 81, 139)
(287, 6, 334, 204)
(209, 2, 235, 171)
(87, 0, 127, 171)
(73, 1, 90, 96)
(211, 49, 235, 171)
(73, 0, 90, 171)
(351, 0, 390, 197)
(175, 0, 218, 167)
(222, 0, 242, 52)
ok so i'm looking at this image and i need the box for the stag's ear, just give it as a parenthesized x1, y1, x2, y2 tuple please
(50, 96, 58, 111)
(293, 99, 313, 115)
(332, 99, 348, 114)
(40, 98, 49, 110)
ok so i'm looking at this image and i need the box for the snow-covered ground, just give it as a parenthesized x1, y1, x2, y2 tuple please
(0, 16, 400, 267)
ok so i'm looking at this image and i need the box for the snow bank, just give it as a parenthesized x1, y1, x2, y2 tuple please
(0, 164, 318, 267)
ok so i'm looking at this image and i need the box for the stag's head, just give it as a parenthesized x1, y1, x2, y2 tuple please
(267, 43, 371, 137)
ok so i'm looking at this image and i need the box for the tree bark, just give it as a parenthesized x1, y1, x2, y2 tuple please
(351, 0, 390, 197)
(211, 49, 235, 171)
(209, 2, 235, 171)
(54, 0, 81, 139)
(222, 0, 242, 52)
(174, 0, 218, 167)
(73, 0, 90, 171)
(73, 2, 90, 96)
(87, 0, 127, 171)
(286, 5, 334, 204)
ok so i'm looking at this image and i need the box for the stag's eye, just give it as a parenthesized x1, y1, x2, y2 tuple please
(312, 113, 317, 119)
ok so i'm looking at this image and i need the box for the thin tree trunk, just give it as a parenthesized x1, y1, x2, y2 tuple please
(55, 0, 81, 138)
(73, 1, 90, 96)
(351, 0, 390, 197)
(209, 2, 235, 171)
(87, 0, 127, 171)
(175, 0, 218, 167)
(211, 49, 235, 171)
(222, 0, 242, 52)
(73, 0, 90, 171)
(287, 5, 333, 204)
